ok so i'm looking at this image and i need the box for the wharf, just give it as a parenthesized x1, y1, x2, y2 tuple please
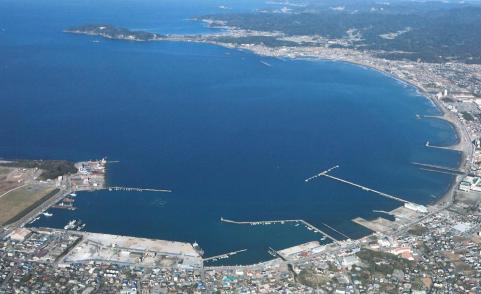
(108, 186, 172, 193)
(220, 217, 338, 242)
(305, 165, 411, 204)
(203, 249, 247, 262)
(323, 173, 409, 204)
(412, 161, 465, 175)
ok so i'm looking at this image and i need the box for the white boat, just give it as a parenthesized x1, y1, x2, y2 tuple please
(69, 193, 77, 197)
(64, 220, 77, 230)
(42, 212, 53, 217)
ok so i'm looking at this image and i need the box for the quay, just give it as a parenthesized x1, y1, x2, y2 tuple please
(220, 217, 338, 242)
(203, 249, 247, 262)
(52, 205, 76, 211)
(108, 186, 172, 193)
(372, 210, 410, 221)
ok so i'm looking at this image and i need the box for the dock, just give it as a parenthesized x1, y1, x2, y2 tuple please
(52, 204, 77, 211)
(108, 186, 172, 193)
(412, 162, 465, 175)
(203, 249, 247, 262)
(323, 173, 409, 203)
(220, 217, 338, 242)
(321, 223, 350, 240)
(305, 165, 339, 182)
(425, 140, 457, 151)
(306, 165, 412, 204)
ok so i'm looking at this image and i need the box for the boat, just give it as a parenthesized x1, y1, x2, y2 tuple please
(76, 223, 86, 231)
(69, 193, 77, 197)
(42, 212, 53, 217)
(64, 220, 77, 230)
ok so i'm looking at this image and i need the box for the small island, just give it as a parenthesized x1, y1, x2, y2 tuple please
(64, 24, 165, 41)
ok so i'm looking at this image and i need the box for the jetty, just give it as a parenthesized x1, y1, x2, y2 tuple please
(305, 165, 339, 182)
(412, 162, 465, 175)
(323, 173, 409, 204)
(321, 223, 350, 240)
(108, 186, 172, 193)
(425, 141, 458, 151)
(306, 165, 415, 204)
(220, 217, 338, 242)
(203, 249, 247, 262)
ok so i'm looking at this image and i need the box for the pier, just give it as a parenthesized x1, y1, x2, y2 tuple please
(321, 223, 350, 240)
(305, 165, 339, 182)
(220, 217, 338, 242)
(425, 141, 457, 151)
(203, 249, 247, 262)
(306, 166, 410, 204)
(372, 210, 394, 216)
(108, 186, 172, 193)
(323, 173, 409, 203)
(412, 162, 465, 175)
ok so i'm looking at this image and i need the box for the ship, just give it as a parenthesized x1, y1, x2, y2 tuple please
(64, 220, 77, 230)
(69, 193, 77, 197)
(42, 212, 53, 217)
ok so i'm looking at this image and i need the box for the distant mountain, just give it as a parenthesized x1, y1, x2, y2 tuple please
(202, 3, 481, 63)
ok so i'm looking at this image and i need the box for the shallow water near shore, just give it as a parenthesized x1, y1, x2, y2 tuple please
(0, 0, 461, 264)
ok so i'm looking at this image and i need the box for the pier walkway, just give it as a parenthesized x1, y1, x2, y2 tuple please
(305, 165, 339, 182)
(323, 174, 409, 203)
(306, 165, 410, 204)
(203, 249, 247, 262)
(412, 162, 465, 175)
(108, 186, 172, 193)
(220, 217, 338, 242)
(321, 223, 350, 240)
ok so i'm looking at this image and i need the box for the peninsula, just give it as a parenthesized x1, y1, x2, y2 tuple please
(65, 24, 164, 41)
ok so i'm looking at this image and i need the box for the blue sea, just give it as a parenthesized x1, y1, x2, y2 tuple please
(0, 0, 460, 265)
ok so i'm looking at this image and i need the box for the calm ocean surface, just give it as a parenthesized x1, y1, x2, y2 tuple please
(0, 0, 461, 264)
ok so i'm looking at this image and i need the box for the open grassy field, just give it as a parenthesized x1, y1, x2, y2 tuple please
(0, 167, 22, 196)
(0, 183, 56, 225)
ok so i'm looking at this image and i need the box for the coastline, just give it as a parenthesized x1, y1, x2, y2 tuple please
(208, 41, 472, 208)
(5, 30, 473, 266)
